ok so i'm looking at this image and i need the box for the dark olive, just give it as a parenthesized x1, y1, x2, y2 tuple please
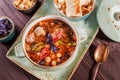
(39, 60, 45, 65)
(64, 52, 70, 58)
(46, 33, 53, 44)
(51, 45, 57, 53)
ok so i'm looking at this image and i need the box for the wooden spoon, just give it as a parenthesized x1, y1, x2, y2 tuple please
(91, 43, 109, 80)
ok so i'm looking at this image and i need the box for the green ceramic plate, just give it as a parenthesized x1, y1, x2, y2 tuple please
(6, 0, 100, 80)
(97, 0, 120, 42)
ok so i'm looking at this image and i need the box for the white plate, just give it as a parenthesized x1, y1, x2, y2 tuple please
(97, 0, 120, 42)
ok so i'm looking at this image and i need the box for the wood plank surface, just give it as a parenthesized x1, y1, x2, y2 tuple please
(0, 0, 120, 80)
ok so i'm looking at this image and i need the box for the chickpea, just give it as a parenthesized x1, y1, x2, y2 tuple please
(45, 56, 51, 63)
(14, 1, 20, 6)
(56, 53, 62, 58)
(23, 0, 28, 4)
(19, 3, 25, 9)
(24, 5, 29, 9)
(51, 60, 57, 66)
(18, 0, 22, 3)
(27, 1, 33, 7)
(57, 58, 61, 63)
(51, 54, 56, 60)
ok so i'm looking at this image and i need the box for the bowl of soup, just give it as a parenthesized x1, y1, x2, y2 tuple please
(54, 0, 96, 21)
(22, 15, 79, 70)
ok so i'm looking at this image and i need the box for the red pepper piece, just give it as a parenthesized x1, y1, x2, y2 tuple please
(40, 46, 49, 60)
(52, 28, 63, 42)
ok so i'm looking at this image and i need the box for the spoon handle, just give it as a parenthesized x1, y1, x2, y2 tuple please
(91, 63, 100, 80)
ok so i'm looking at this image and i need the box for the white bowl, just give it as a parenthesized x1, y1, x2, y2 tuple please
(22, 15, 80, 70)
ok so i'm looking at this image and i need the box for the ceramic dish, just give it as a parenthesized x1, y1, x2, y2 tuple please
(0, 16, 15, 42)
(13, 0, 37, 14)
(6, 0, 99, 80)
(97, 0, 120, 42)
(22, 15, 80, 70)
(54, 0, 96, 21)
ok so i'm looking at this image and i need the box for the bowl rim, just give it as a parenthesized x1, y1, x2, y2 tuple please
(54, 0, 96, 19)
(22, 15, 80, 70)
(13, 0, 37, 11)
(0, 16, 15, 41)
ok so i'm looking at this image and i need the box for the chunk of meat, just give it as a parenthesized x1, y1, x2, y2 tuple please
(34, 27, 46, 36)
(25, 32, 35, 43)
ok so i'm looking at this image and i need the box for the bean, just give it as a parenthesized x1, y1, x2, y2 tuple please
(51, 54, 56, 60)
(56, 53, 62, 58)
(45, 56, 51, 63)
(57, 58, 61, 63)
(51, 60, 57, 66)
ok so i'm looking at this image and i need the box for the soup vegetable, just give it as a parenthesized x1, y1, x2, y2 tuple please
(25, 19, 77, 66)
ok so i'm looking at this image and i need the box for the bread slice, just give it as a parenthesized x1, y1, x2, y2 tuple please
(81, 0, 91, 6)
(66, 0, 82, 17)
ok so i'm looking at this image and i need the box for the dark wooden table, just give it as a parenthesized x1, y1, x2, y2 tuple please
(0, 0, 120, 80)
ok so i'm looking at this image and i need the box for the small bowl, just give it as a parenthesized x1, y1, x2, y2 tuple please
(13, 0, 37, 14)
(22, 15, 80, 70)
(54, 0, 96, 21)
(0, 16, 15, 43)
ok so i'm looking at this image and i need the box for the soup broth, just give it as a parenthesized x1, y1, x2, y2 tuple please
(25, 19, 77, 66)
